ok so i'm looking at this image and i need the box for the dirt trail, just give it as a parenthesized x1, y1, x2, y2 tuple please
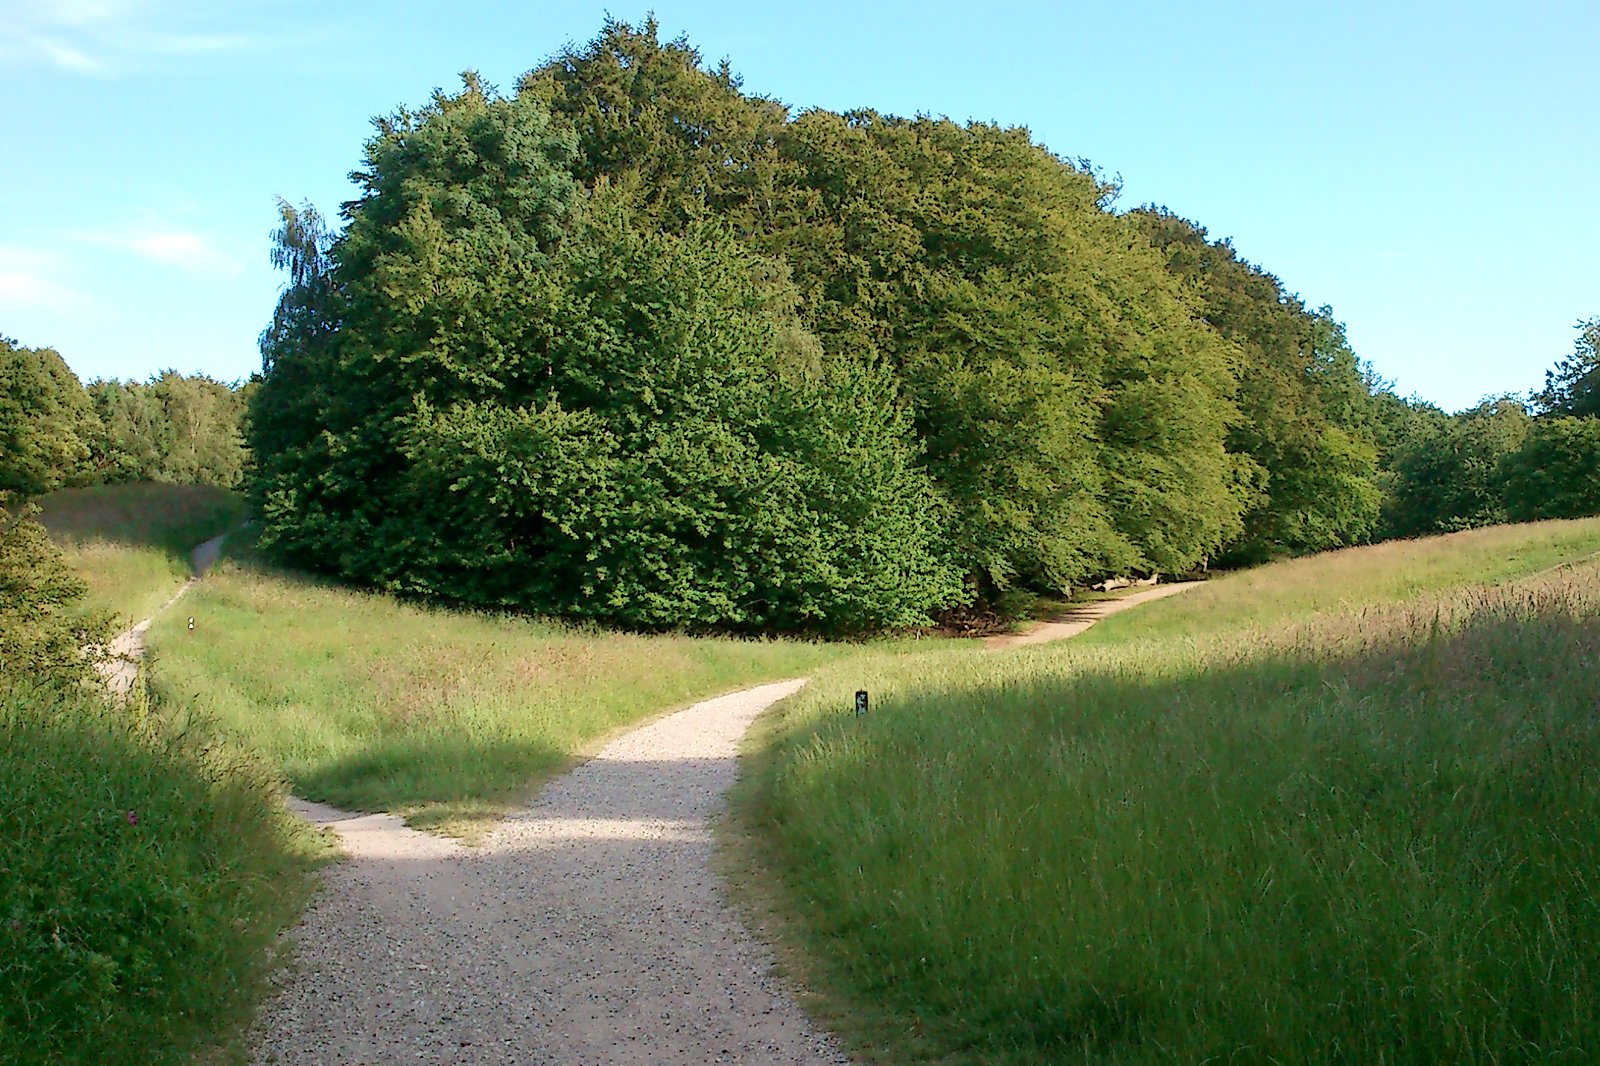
(252, 680, 845, 1065)
(984, 581, 1200, 648)
(95, 534, 227, 698)
(102, 532, 1194, 1062)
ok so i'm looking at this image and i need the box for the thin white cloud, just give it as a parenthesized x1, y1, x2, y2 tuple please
(0, 0, 260, 75)
(0, 246, 91, 313)
(29, 33, 108, 74)
(77, 224, 243, 277)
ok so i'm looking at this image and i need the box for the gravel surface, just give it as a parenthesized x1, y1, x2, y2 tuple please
(984, 581, 1201, 647)
(95, 534, 227, 698)
(251, 679, 849, 1065)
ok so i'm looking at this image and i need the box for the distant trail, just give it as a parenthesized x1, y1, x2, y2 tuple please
(983, 581, 1201, 648)
(251, 680, 847, 1065)
(95, 534, 228, 699)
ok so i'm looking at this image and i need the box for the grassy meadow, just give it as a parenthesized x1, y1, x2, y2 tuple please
(141, 530, 878, 837)
(38, 483, 247, 625)
(735, 518, 1600, 1063)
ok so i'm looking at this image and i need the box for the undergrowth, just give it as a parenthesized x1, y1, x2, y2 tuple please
(0, 678, 324, 1065)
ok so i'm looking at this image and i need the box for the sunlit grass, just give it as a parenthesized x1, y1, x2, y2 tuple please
(144, 533, 898, 838)
(735, 518, 1600, 1063)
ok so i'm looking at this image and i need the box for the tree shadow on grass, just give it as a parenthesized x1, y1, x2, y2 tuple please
(37, 483, 245, 560)
(766, 587, 1600, 1063)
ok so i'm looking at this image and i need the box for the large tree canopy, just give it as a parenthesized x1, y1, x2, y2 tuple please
(252, 77, 961, 633)
(0, 336, 99, 498)
(254, 18, 1475, 631)
(1130, 210, 1382, 563)
(520, 24, 1252, 587)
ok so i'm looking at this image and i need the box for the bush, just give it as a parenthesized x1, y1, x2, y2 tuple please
(0, 680, 320, 1065)
(0, 499, 105, 687)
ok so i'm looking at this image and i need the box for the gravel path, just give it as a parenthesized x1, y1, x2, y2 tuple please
(984, 581, 1201, 648)
(95, 534, 227, 698)
(252, 679, 848, 1065)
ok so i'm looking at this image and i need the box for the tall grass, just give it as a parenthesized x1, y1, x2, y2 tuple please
(37, 483, 247, 625)
(144, 533, 868, 836)
(0, 678, 324, 1066)
(737, 519, 1600, 1063)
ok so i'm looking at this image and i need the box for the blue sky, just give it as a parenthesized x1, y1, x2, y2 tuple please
(1, 0, 1595, 413)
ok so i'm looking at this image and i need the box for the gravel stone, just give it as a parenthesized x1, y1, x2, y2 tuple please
(250, 680, 849, 1064)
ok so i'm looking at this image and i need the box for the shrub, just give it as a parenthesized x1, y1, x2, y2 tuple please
(0, 680, 320, 1065)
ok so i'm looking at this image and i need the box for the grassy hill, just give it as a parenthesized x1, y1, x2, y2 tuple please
(734, 518, 1600, 1064)
(39, 485, 922, 840)
(37, 483, 246, 625)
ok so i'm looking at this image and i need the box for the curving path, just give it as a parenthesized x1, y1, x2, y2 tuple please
(251, 680, 846, 1065)
(103, 537, 1194, 1063)
(983, 581, 1200, 648)
(95, 534, 227, 699)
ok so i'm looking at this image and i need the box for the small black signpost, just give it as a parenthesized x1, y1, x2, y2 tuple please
(855, 689, 869, 717)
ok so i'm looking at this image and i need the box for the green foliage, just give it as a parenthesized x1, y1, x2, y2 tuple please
(1534, 316, 1600, 417)
(1502, 415, 1600, 521)
(0, 500, 104, 687)
(521, 15, 787, 232)
(86, 378, 167, 481)
(255, 76, 961, 634)
(262, 17, 1507, 624)
(87, 372, 249, 489)
(750, 113, 1248, 586)
(0, 677, 321, 1066)
(1132, 209, 1382, 563)
(739, 522, 1600, 1063)
(1383, 396, 1532, 536)
(0, 335, 100, 497)
(521, 27, 1260, 589)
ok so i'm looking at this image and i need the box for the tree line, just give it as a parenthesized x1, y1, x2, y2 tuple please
(9, 18, 1591, 636)
(0, 335, 251, 498)
(246, 17, 1597, 634)
(1373, 317, 1600, 536)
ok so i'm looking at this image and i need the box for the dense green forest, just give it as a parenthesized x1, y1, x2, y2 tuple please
(1, 335, 251, 497)
(7, 18, 1596, 633)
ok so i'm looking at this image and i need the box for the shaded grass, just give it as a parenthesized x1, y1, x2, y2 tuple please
(145, 532, 879, 838)
(736, 520, 1600, 1064)
(0, 678, 325, 1066)
(37, 484, 247, 625)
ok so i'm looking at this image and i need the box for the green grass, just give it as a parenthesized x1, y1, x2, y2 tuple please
(1076, 518, 1600, 647)
(37, 483, 247, 626)
(735, 518, 1600, 1064)
(0, 677, 325, 1066)
(144, 531, 883, 837)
